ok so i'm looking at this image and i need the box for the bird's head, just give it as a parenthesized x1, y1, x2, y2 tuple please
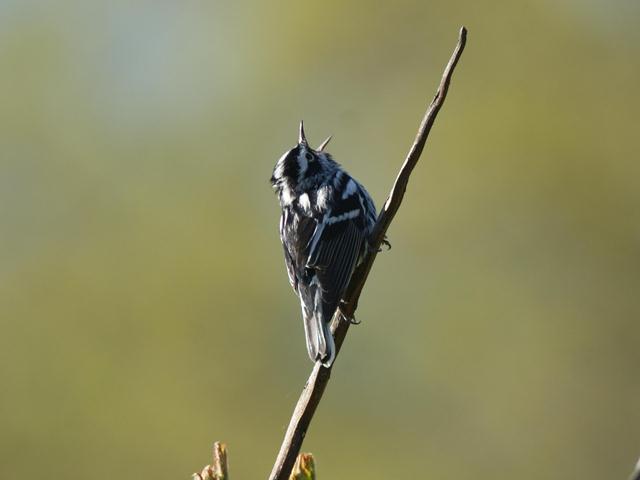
(271, 121, 335, 194)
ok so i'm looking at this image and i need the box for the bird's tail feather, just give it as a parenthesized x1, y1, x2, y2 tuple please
(302, 310, 335, 367)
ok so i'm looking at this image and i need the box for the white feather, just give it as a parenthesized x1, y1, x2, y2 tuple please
(317, 186, 331, 210)
(341, 179, 357, 199)
(273, 151, 288, 180)
(299, 193, 311, 212)
(281, 187, 294, 206)
(326, 209, 360, 224)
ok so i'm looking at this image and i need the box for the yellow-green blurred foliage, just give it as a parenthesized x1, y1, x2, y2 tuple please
(1, 1, 639, 479)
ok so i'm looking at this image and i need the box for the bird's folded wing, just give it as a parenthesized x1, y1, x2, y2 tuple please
(307, 219, 364, 307)
(280, 208, 317, 293)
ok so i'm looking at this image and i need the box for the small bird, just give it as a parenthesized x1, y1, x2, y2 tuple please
(271, 122, 377, 366)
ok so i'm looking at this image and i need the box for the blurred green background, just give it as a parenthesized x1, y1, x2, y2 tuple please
(1, 1, 639, 478)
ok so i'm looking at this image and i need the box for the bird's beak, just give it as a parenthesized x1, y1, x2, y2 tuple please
(298, 120, 308, 146)
(317, 135, 332, 152)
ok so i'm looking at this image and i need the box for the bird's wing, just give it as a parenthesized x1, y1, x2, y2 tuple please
(280, 207, 317, 293)
(306, 215, 365, 311)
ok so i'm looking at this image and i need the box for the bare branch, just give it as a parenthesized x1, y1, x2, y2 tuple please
(629, 457, 640, 480)
(269, 26, 468, 480)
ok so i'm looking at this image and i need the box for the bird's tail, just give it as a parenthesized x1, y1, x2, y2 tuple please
(302, 309, 335, 368)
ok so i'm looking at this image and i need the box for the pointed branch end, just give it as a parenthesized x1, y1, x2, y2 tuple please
(458, 26, 468, 49)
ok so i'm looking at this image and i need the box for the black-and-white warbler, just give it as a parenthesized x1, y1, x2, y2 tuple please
(270, 122, 377, 366)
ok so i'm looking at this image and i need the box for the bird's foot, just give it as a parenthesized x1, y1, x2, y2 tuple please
(347, 315, 361, 325)
(367, 237, 391, 253)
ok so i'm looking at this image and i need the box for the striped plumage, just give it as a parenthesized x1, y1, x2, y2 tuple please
(270, 122, 376, 366)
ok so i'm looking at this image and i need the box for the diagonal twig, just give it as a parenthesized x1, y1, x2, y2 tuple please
(269, 26, 468, 480)
(629, 457, 640, 480)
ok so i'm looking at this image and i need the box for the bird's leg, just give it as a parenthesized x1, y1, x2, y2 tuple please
(367, 236, 391, 253)
(338, 304, 362, 325)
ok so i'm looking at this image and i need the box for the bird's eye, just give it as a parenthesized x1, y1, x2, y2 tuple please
(305, 153, 314, 161)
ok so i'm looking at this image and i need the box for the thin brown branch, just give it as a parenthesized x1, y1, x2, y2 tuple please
(629, 457, 640, 480)
(269, 26, 468, 480)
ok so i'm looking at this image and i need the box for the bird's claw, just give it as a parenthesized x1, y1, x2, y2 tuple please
(370, 237, 392, 253)
(338, 309, 361, 325)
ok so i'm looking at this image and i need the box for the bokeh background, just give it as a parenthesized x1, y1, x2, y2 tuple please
(1, 1, 639, 478)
